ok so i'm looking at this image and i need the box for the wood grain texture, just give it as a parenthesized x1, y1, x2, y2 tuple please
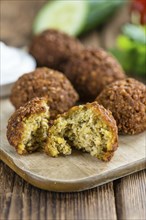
(1, 161, 146, 220)
(114, 170, 146, 220)
(0, 161, 117, 220)
(1, 99, 146, 192)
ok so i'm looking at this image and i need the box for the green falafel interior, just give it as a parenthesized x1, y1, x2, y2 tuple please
(45, 102, 118, 161)
(19, 111, 49, 154)
(7, 98, 118, 161)
(7, 97, 50, 155)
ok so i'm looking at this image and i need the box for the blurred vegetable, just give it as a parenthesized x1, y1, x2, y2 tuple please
(131, 0, 146, 24)
(81, 0, 124, 33)
(110, 24, 146, 76)
(33, 0, 124, 36)
(122, 23, 146, 44)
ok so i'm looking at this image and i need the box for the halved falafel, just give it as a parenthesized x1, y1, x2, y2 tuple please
(61, 48, 126, 100)
(96, 78, 146, 134)
(29, 29, 83, 70)
(7, 97, 50, 154)
(10, 67, 79, 118)
(45, 102, 118, 161)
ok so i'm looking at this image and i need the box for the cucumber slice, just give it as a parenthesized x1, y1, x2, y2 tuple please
(83, 0, 124, 33)
(33, 0, 88, 36)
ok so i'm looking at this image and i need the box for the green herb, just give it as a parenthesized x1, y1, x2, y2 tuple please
(110, 24, 146, 76)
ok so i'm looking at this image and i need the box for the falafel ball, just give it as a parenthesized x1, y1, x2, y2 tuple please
(10, 67, 79, 118)
(7, 97, 50, 154)
(29, 29, 83, 70)
(61, 48, 126, 100)
(96, 78, 146, 134)
(45, 102, 118, 161)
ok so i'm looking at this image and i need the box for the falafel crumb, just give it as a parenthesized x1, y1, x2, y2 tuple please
(7, 97, 50, 155)
(45, 102, 118, 161)
(18, 113, 49, 154)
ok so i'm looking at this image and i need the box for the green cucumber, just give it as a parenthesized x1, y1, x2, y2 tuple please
(83, 0, 124, 33)
(33, 0, 124, 36)
(33, 0, 88, 36)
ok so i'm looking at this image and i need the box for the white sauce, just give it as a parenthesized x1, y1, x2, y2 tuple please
(1, 42, 36, 96)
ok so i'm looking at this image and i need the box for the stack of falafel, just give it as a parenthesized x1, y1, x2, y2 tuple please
(7, 29, 146, 161)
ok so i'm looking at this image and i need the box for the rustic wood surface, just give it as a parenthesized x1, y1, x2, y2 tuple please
(1, 1, 146, 219)
(0, 161, 145, 220)
(1, 99, 146, 193)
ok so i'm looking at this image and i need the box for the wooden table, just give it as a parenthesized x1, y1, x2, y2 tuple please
(0, 161, 145, 220)
(1, 1, 146, 219)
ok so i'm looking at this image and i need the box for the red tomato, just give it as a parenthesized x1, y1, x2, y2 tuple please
(131, 0, 146, 24)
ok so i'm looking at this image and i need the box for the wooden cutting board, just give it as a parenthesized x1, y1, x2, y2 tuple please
(0, 99, 146, 192)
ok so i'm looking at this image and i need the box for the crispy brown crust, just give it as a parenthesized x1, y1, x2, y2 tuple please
(7, 97, 49, 152)
(96, 78, 146, 134)
(10, 67, 79, 118)
(61, 48, 125, 100)
(51, 101, 118, 161)
(29, 29, 83, 70)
